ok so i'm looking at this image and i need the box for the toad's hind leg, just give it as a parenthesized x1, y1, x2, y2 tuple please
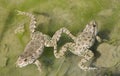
(54, 42, 74, 58)
(78, 49, 97, 71)
(17, 10, 36, 36)
(51, 27, 76, 58)
(52, 27, 76, 45)
(44, 27, 76, 49)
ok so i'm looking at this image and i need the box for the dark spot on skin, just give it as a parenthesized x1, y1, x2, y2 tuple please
(93, 24, 96, 27)
(84, 38, 87, 41)
(82, 35, 85, 37)
(89, 39, 92, 42)
(82, 47, 85, 50)
(86, 53, 91, 58)
(31, 55, 35, 59)
(88, 36, 90, 38)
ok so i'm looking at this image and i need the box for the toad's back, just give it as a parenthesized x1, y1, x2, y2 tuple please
(23, 37, 44, 59)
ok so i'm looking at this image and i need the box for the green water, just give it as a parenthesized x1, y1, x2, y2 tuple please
(0, 0, 120, 76)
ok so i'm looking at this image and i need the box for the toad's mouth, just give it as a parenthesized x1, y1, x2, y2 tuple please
(16, 63, 29, 68)
(16, 60, 29, 68)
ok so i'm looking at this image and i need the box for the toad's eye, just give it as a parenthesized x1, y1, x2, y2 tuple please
(24, 59, 27, 61)
(93, 24, 96, 27)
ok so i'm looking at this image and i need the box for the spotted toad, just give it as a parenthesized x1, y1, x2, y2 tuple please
(53, 21, 101, 71)
(15, 11, 69, 72)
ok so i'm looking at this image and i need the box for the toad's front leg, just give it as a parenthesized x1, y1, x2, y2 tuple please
(96, 36, 102, 42)
(34, 60, 42, 72)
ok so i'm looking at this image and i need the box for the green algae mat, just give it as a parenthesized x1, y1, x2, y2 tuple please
(0, 0, 120, 76)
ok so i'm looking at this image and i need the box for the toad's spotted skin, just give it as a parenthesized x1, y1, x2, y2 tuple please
(15, 11, 72, 72)
(53, 21, 101, 71)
